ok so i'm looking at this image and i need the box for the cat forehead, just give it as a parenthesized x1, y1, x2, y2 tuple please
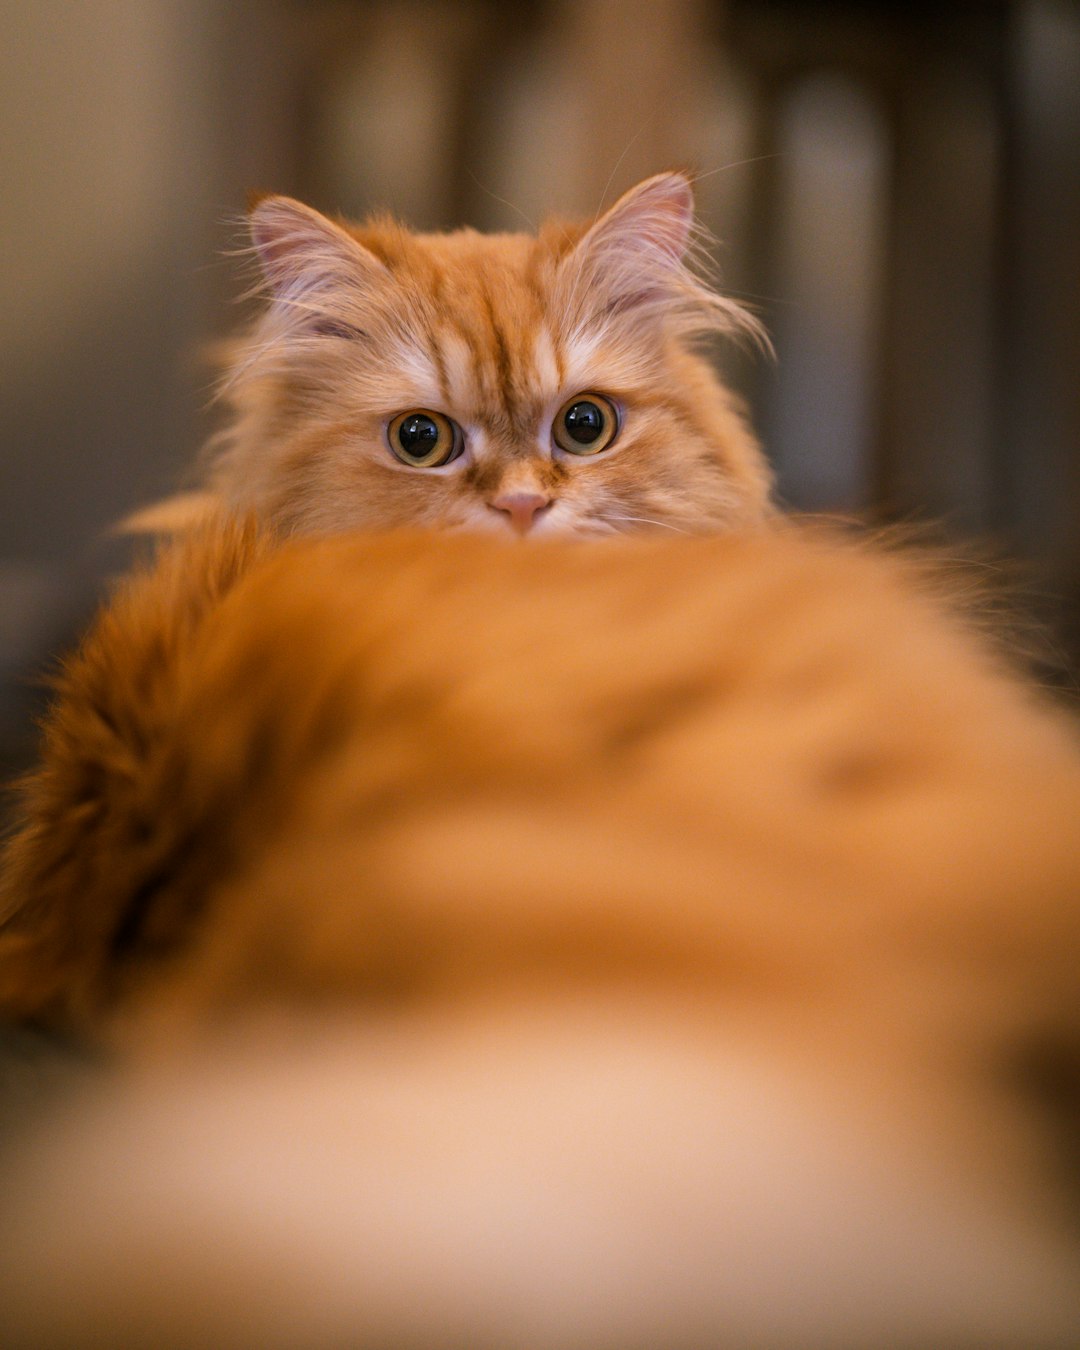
(348, 226, 603, 418)
(387, 298, 616, 431)
(349, 223, 538, 296)
(350, 217, 583, 274)
(349, 219, 590, 334)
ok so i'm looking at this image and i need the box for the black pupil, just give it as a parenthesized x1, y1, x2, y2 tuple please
(398, 415, 440, 458)
(563, 401, 605, 444)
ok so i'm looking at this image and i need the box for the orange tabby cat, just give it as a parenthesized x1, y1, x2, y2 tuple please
(1, 519, 1079, 1346)
(136, 172, 772, 538)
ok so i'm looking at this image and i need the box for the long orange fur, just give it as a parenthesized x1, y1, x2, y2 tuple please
(1, 518, 1079, 1345)
(3, 173, 1080, 1345)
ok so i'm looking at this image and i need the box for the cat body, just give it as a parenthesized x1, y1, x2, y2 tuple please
(1, 519, 1079, 1345)
(137, 173, 773, 538)
(4, 175, 1079, 1345)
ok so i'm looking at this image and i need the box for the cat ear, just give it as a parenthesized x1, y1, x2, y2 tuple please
(248, 195, 388, 334)
(567, 172, 696, 317)
(562, 172, 765, 345)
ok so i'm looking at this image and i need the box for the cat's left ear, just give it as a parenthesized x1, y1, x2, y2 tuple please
(566, 172, 695, 316)
(248, 195, 388, 333)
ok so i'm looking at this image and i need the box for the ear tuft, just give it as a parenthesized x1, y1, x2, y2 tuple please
(562, 172, 766, 347)
(592, 172, 695, 266)
(574, 172, 695, 284)
(247, 196, 386, 309)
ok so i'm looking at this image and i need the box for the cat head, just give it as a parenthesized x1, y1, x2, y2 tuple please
(205, 172, 773, 538)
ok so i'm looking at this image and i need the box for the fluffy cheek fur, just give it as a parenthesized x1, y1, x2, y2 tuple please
(559, 347, 773, 537)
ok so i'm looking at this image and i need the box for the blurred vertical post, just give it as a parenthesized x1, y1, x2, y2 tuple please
(767, 75, 887, 512)
(479, 0, 725, 221)
(1004, 0, 1080, 645)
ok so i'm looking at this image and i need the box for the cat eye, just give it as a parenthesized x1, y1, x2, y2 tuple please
(386, 410, 463, 468)
(551, 394, 620, 456)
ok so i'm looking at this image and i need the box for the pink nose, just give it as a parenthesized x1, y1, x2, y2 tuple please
(490, 491, 551, 535)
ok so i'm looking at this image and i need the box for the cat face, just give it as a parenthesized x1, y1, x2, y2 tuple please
(210, 174, 773, 538)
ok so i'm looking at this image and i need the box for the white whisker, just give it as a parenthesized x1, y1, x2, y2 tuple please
(595, 127, 646, 220)
(604, 514, 691, 535)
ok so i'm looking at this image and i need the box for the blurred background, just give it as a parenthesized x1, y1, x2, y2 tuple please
(2, 0, 1078, 772)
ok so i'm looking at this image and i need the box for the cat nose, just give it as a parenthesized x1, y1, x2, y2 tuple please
(490, 491, 552, 535)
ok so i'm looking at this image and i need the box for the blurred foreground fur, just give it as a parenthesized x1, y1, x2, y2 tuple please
(1, 518, 1080, 1346)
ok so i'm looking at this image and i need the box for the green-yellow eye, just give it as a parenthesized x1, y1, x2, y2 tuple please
(552, 393, 620, 456)
(387, 410, 463, 468)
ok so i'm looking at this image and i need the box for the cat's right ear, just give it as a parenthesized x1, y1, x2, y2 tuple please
(565, 172, 695, 318)
(247, 196, 387, 328)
